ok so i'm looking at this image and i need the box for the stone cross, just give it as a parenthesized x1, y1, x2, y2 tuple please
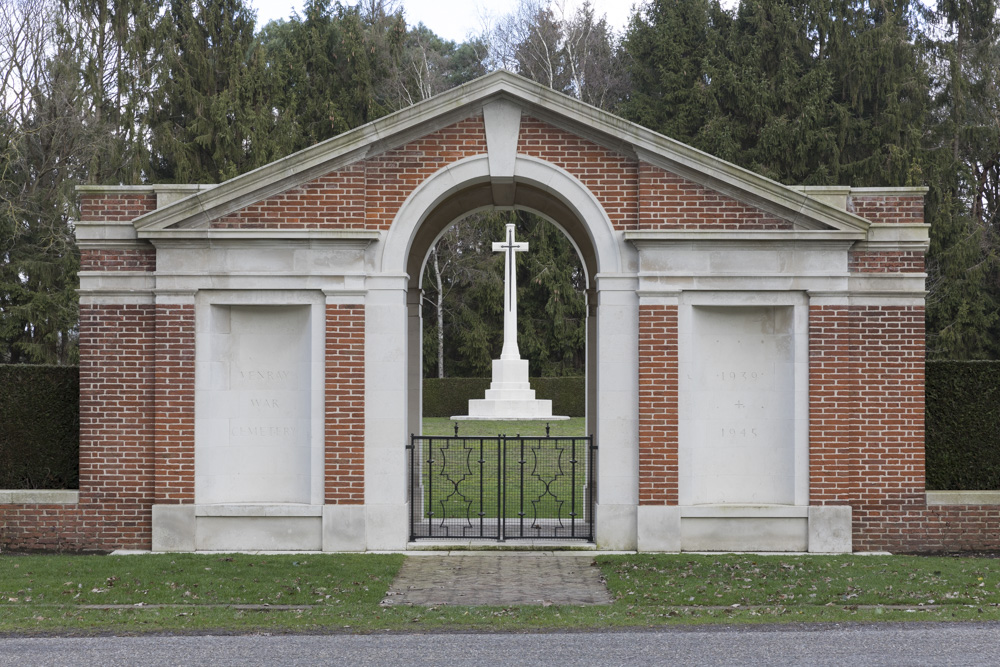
(492, 223, 528, 360)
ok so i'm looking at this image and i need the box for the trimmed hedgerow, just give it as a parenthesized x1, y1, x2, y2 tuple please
(925, 360, 1000, 490)
(0, 365, 79, 489)
(423, 376, 585, 418)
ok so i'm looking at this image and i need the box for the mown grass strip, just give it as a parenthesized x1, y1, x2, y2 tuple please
(420, 418, 586, 437)
(3, 552, 1000, 635)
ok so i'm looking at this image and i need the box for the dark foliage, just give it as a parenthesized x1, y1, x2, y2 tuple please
(926, 360, 1000, 489)
(0, 364, 79, 488)
(423, 376, 585, 418)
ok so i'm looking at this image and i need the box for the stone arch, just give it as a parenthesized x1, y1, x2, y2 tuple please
(376, 154, 625, 286)
(373, 153, 637, 550)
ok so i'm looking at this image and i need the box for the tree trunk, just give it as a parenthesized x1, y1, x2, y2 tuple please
(432, 247, 445, 378)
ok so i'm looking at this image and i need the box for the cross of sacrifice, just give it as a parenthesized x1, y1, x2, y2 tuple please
(492, 223, 528, 360)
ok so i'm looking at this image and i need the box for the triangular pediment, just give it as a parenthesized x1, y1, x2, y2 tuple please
(132, 70, 870, 237)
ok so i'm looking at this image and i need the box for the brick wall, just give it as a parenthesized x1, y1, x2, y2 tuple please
(851, 306, 927, 551)
(2, 194, 159, 549)
(850, 195, 924, 225)
(2, 303, 159, 551)
(0, 505, 89, 551)
(848, 250, 925, 273)
(154, 305, 196, 503)
(80, 249, 156, 272)
(78, 193, 156, 222)
(809, 305, 929, 551)
(364, 117, 489, 230)
(18, 107, 995, 554)
(638, 162, 792, 230)
(212, 117, 489, 230)
(517, 117, 639, 230)
(638, 304, 679, 505)
(325, 304, 366, 504)
(207, 113, 802, 238)
(808, 305, 857, 504)
(213, 164, 367, 229)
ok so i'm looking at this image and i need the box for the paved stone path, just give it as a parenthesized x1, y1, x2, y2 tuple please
(382, 552, 612, 606)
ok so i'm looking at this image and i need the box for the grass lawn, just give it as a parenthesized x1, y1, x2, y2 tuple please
(421, 418, 587, 437)
(3, 552, 1000, 635)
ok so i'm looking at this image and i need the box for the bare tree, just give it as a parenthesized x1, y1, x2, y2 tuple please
(0, 0, 118, 363)
(0, 0, 56, 123)
(479, 0, 625, 110)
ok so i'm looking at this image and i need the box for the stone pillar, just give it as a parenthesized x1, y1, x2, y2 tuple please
(363, 276, 410, 549)
(593, 276, 640, 550)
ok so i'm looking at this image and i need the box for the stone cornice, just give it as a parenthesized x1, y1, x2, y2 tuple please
(141, 229, 381, 243)
(624, 230, 863, 246)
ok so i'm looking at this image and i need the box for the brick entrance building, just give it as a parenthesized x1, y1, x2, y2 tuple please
(3, 71, 994, 553)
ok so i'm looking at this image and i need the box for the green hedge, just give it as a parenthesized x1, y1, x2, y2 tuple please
(0, 365, 79, 489)
(423, 376, 585, 418)
(925, 360, 1000, 490)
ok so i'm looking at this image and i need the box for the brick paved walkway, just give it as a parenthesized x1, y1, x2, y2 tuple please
(381, 552, 612, 606)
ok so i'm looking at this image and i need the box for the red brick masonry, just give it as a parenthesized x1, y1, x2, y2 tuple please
(324, 304, 366, 504)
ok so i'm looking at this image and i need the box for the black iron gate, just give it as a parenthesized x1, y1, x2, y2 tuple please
(407, 430, 596, 541)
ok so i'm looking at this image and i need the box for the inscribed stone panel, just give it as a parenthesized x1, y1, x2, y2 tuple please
(679, 306, 796, 504)
(195, 305, 312, 503)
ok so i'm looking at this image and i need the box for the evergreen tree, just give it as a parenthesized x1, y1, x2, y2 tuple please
(922, 0, 1000, 358)
(0, 18, 87, 364)
(703, 0, 838, 181)
(59, 0, 162, 185)
(260, 0, 406, 153)
(517, 217, 587, 375)
(619, 0, 724, 146)
(823, 0, 929, 187)
(149, 0, 286, 183)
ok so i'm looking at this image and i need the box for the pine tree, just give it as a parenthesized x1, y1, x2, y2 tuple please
(149, 0, 286, 183)
(0, 24, 86, 364)
(619, 0, 724, 146)
(703, 1, 838, 181)
(822, 0, 929, 187)
(260, 0, 406, 152)
(59, 0, 162, 185)
(922, 0, 1000, 358)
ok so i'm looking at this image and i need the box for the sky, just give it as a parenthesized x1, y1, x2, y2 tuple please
(248, 0, 641, 43)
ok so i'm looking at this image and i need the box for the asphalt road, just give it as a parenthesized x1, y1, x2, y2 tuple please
(1, 623, 997, 666)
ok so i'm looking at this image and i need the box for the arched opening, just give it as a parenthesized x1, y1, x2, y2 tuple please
(410, 209, 593, 540)
(374, 153, 637, 547)
(417, 209, 588, 433)
(398, 180, 605, 446)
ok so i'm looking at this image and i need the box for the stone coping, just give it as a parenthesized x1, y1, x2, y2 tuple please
(76, 184, 216, 193)
(926, 490, 1000, 506)
(0, 490, 79, 504)
(678, 504, 809, 518)
(193, 504, 325, 517)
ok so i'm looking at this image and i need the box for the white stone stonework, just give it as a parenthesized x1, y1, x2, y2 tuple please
(456, 223, 569, 421)
(71, 72, 926, 554)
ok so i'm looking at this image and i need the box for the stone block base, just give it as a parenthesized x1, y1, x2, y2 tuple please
(807, 505, 853, 553)
(595, 503, 637, 550)
(635, 505, 853, 553)
(637, 506, 680, 551)
(150, 503, 407, 552)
